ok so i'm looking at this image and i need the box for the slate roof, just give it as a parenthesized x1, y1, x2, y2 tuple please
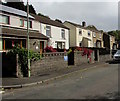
(1, 26, 48, 40)
(0, 4, 34, 19)
(31, 14, 69, 30)
(65, 21, 102, 33)
(85, 25, 101, 33)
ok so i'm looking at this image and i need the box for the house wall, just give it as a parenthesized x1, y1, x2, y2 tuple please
(92, 31, 103, 48)
(76, 28, 93, 47)
(110, 35, 116, 50)
(0, 12, 40, 31)
(64, 22, 76, 47)
(29, 39, 47, 52)
(41, 23, 69, 49)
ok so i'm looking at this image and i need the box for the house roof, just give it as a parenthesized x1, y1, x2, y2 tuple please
(1, 26, 48, 40)
(65, 21, 102, 33)
(65, 21, 83, 28)
(31, 14, 69, 30)
(85, 25, 101, 33)
(0, 4, 34, 19)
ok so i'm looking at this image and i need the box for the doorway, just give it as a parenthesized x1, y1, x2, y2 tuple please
(40, 41, 44, 54)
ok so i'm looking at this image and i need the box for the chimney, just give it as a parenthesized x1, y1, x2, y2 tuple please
(82, 21, 86, 27)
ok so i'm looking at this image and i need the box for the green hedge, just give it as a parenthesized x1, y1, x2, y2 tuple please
(7, 46, 42, 77)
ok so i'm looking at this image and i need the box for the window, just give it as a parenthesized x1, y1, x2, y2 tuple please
(62, 42, 65, 49)
(56, 42, 65, 49)
(61, 29, 65, 39)
(20, 19, 32, 28)
(79, 29, 82, 35)
(88, 31, 91, 36)
(94, 42, 96, 47)
(93, 32, 96, 37)
(20, 19, 24, 27)
(46, 26, 51, 37)
(110, 36, 112, 42)
(79, 42, 82, 47)
(0, 15, 9, 24)
(99, 33, 102, 38)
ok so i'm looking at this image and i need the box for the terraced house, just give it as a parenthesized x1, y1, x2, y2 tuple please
(31, 14, 69, 50)
(64, 21, 93, 48)
(0, 4, 48, 53)
(86, 25, 103, 48)
(103, 32, 117, 50)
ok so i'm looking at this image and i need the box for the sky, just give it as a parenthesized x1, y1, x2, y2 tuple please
(24, 0, 119, 32)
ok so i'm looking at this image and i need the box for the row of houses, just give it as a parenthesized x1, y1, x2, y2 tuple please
(0, 4, 117, 54)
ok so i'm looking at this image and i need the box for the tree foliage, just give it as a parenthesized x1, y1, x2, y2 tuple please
(4, 0, 36, 14)
(108, 30, 120, 42)
(7, 46, 42, 77)
(6, 1, 25, 11)
(25, 4, 36, 14)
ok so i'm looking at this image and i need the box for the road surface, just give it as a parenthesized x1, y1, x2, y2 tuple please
(2, 63, 119, 99)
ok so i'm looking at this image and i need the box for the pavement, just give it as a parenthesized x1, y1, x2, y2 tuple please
(1, 61, 108, 89)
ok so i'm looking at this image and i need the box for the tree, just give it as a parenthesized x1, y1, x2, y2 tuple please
(108, 30, 120, 41)
(5, 0, 25, 11)
(25, 4, 36, 14)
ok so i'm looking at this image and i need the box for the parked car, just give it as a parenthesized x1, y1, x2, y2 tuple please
(113, 50, 120, 61)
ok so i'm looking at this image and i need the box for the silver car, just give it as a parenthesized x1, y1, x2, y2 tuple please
(113, 50, 120, 61)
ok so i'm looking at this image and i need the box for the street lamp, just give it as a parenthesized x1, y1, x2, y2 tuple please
(27, 0, 30, 77)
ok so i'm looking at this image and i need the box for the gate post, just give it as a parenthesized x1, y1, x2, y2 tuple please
(97, 49, 99, 62)
(91, 51, 95, 63)
(68, 48, 74, 66)
(16, 54, 23, 78)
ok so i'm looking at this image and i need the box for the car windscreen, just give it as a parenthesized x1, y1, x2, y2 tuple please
(116, 50, 120, 54)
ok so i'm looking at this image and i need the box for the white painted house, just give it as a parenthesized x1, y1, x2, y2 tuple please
(31, 14, 69, 49)
(64, 21, 93, 48)
(0, 4, 48, 53)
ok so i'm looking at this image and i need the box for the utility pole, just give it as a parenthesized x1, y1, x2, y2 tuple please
(27, 0, 30, 77)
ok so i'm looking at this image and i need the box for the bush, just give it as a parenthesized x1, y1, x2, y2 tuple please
(44, 46, 57, 52)
(7, 46, 42, 77)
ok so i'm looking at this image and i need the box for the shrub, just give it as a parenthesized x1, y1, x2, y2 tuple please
(44, 46, 57, 52)
(7, 46, 42, 77)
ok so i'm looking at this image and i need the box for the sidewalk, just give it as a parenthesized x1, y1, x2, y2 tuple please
(1, 62, 107, 89)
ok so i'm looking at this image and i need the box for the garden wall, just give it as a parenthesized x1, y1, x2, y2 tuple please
(99, 54, 111, 62)
(30, 51, 89, 76)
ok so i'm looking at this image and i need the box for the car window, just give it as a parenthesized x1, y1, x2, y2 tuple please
(116, 50, 120, 54)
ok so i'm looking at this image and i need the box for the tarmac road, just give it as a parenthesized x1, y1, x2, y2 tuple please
(2, 63, 119, 99)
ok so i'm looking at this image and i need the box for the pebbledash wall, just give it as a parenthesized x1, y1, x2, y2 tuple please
(30, 51, 89, 76)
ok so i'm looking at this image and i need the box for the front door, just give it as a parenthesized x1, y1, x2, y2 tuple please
(40, 41, 44, 54)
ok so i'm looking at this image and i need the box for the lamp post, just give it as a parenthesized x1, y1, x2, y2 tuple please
(27, 0, 30, 77)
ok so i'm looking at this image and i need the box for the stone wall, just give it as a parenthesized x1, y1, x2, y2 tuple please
(74, 51, 88, 66)
(30, 51, 88, 76)
(99, 54, 111, 62)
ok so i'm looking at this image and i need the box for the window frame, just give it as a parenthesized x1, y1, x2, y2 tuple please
(79, 29, 82, 35)
(99, 33, 102, 38)
(20, 19, 32, 28)
(93, 32, 96, 37)
(46, 26, 51, 37)
(88, 31, 91, 36)
(61, 29, 65, 39)
(0, 14, 10, 25)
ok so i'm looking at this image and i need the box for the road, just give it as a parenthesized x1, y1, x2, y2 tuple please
(2, 63, 119, 99)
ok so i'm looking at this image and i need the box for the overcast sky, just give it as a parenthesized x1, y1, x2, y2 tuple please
(24, 0, 118, 32)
